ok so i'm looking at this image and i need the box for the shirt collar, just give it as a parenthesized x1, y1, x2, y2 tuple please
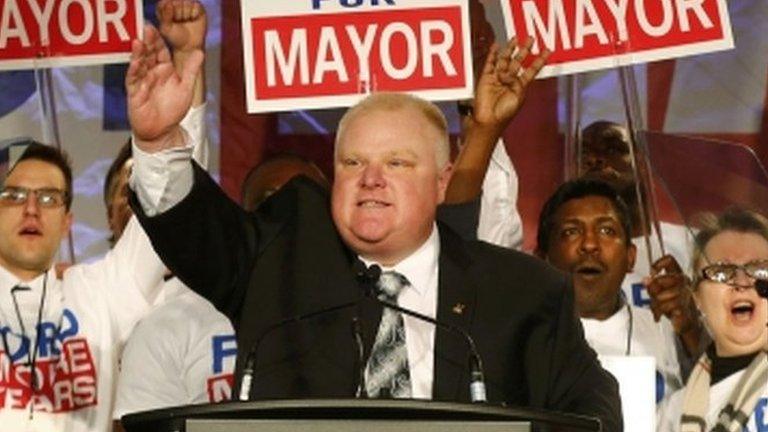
(361, 224, 440, 296)
(0, 265, 58, 327)
(0, 264, 52, 294)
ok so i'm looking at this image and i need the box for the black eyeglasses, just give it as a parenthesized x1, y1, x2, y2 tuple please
(0, 186, 69, 208)
(699, 260, 768, 285)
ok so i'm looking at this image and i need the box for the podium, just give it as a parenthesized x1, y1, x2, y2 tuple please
(121, 399, 601, 432)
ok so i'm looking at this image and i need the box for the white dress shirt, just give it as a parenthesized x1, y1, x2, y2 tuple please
(477, 139, 523, 250)
(360, 227, 440, 399)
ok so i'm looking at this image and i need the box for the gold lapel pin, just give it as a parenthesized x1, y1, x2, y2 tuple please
(452, 303, 466, 315)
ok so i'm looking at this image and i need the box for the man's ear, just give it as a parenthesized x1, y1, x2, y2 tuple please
(626, 242, 637, 273)
(436, 162, 454, 205)
(63, 211, 74, 233)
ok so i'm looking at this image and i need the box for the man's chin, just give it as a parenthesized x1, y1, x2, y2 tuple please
(8, 257, 53, 277)
(580, 171, 634, 192)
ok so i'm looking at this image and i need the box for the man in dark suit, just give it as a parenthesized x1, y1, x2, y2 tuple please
(124, 25, 622, 430)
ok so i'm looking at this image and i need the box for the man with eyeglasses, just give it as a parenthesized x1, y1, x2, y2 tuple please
(0, 143, 165, 431)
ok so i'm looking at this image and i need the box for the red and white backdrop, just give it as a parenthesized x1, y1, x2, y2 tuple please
(0, 0, 766, 258)
(221, 0, 768, 250)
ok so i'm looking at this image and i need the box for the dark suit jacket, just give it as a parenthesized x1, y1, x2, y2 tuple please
(132, 163, 622, 431)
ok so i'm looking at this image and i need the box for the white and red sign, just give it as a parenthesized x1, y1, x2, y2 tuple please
(240, 0, 473, 113)
(501, 0, 734, 78)
(0, 0, 142, 71)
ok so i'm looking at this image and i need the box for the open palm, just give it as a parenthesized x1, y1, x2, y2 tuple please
(473, 37, 550, 128)
(126, 25, 203, 149)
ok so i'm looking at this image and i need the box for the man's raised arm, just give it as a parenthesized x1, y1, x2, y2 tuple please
(445, 37, 549, 205)
(126, 23, 203, 216)
(127, 25, 202, 155)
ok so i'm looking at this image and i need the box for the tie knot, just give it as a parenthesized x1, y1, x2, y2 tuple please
(377, 271, 409, 301)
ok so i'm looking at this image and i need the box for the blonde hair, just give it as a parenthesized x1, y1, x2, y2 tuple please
(335, 92, 450, 168)
(691, 207, 768, 288)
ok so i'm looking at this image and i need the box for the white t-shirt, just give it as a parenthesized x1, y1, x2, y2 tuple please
(0, 217, 164, 432)
(114, 279, 237, 417)
(623, 222, 693, 308)
(477, 140, 523, 250)
(657, 368, 768, 432)
(581, 305, 683, 404)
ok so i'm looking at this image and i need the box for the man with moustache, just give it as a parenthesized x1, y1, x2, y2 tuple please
(579, 121, 705, 371)
(536, 178, 683, 404)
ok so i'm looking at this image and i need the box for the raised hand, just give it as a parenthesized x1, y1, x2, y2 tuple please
(126, 25, 203, 151)
(158, 0, 207, 54)
(158, 0, 207, 108)
(472, 37, 550, 132)
(444, 37, 549, 204)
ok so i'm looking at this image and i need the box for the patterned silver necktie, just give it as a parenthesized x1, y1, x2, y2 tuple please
(364, 271, 412, 398)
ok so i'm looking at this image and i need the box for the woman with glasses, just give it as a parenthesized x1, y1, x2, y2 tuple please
(657, 208, 768, 432)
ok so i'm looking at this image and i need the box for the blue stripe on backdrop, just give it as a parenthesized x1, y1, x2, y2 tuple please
(102, 0, 160, 131)
(0, 71, 35, 118)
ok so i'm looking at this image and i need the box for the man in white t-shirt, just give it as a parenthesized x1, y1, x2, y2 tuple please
(578, 121, 706, 375)
(535, 178, 683, 404)
(435, 0, 525, 250)
(0, 143, 165, 432)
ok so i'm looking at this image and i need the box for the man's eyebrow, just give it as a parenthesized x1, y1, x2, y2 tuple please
(595, 215, 621, 223)
(557, 218, 583, 226)
(385, 149, 419, 159)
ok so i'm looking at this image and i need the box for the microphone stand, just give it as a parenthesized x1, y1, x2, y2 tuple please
(355, 262, 488, 403)
(238, 301, 358, 401)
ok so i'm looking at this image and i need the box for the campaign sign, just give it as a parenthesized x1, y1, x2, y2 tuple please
(0, 0, 142, 71)
(501, 0, 734, 78)
(241, 0, 473, 113)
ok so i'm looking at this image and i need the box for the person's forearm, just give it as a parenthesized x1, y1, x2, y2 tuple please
(130, 131, 194, 216)
(445, 122, 502, 204)
(174, 50, 206, 108)
(133, 124, 187, 154)
(678, 320, 704, 358)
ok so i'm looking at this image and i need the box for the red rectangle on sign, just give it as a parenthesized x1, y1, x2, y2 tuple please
(0, 0, 139, 65)
(251, 6, 466, 100)
(503, 0, 732, 77)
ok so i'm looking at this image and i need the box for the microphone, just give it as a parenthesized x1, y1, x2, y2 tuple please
(238, 300, 359, 401)
(757, 279, 768, 299)
(354, 262, 488, 403)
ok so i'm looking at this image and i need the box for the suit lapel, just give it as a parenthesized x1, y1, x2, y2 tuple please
(432, 225, 477, 402)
